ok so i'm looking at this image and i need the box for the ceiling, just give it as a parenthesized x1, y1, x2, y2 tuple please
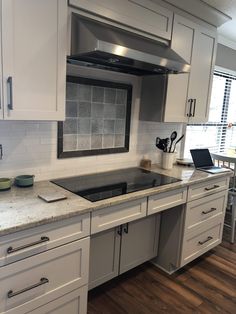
(202, 0, 236, 42)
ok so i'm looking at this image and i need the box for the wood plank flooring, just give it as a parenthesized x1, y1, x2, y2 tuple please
(88, 229, 236, 314)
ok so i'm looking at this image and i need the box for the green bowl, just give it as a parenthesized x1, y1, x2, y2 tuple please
(0, 178, 11, 191)
(15, 175, 34, 187)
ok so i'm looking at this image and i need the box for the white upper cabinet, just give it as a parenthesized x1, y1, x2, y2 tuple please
(69, 0, 173, 40)
(164, 14, 217, 123)
(0, 2, 3, 120)
(1, 0, 67, 121)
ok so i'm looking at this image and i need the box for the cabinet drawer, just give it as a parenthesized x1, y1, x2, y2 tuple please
(91, 198, 147, 234)
(185, 190, 227, 233)
(188, 177, 229, 201)
(24, 286, 87, 314)
(0, 213, 90, 267)
(147, 188, 187, 215)
(181, 220, 223, 266)
(0, 238, 89, 314)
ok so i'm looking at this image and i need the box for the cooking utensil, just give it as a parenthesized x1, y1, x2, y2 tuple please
(162, 138, 170, 152)
(171, 134, 184, 153)
(15, 175, 35, 187)
(156, 137, 165, 151)
(169, 131, 177, 153)
(0, 178, 11, 191)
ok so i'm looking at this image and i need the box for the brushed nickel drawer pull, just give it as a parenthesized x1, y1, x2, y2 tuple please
(204, 185, 220, 191)
(7, 277, 49, 299)
(202, 208, 217, 215)
(7, 236, 50, 254)
(198, 236, 213, 245)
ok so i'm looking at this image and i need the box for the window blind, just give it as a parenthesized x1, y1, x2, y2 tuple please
(184, 70, 236, 158)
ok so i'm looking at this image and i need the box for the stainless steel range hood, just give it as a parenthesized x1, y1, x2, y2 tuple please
(69, 14, 190, 76)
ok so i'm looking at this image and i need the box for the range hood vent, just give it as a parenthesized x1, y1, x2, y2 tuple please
(69, 14, 190, 76)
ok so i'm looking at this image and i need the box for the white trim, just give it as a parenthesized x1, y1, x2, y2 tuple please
(217, 35, 236, 51)
(215, 65, 236, 77)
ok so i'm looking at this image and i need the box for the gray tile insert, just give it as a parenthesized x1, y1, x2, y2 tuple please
(66, 101, 78, 118)
(63, 119, 77, 134)
(66, 83, 78, 100)
(115, 134, 125, 147)
(77, 118, 91, 134)
(103, 134, 114, 148)
(104, 104, 116, 119)
(92, 119, 104, 134)
(78, 102, 91, 118)
(103, 120, 115, 134)
(91, 134, 103, 149)
(116, 89, 127, 105)
(115, 119, 126, 134)
(77, 135, 91, 150)
(91, 103, 104, 118)
(63, 135, 77, 151)
(116, 105, 126, 119)
(92, 86, 104, 103)
(104, 88, 116, 104)
(78, 84, 92, 102)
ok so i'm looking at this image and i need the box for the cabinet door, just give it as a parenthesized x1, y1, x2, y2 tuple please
(119, 214, 160, 274)
(27, 287, 87, 314)
(89, 228, 121, 290)
(188, 27, 217, 123)
(164, 15, 195, 123)
(2, 0, 67, 121)
(69, 0, 173, 40)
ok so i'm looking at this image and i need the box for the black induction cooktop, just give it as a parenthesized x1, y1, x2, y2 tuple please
(51, 167, 181, 202)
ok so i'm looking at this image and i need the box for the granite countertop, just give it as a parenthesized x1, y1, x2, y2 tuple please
(0, 164, 232, 236)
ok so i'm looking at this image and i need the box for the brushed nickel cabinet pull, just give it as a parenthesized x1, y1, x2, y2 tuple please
(202, 208, 217, 215)
(204, 185, 220, 191)
(7, 76, 13, 110)
(187, 99, 193, 117)
(192, 99, 196, 117)
(7, 278, 49, 299)
(7, 236, 50, 254)
(117, 225, 123, 236)
(198, 236, 213, 245)
(123, 223, 129, 234)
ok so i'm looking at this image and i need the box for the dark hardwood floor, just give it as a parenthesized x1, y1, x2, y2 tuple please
(88, 229, 236, 314)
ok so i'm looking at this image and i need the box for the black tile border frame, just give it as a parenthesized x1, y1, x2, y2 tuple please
(57, 76, 132, 159)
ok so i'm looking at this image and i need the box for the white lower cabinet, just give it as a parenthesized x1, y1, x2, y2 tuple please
(89, 214, 160, 289)
(0, 215, 90, 314)
(25, 286, 88, 314)
(153, 177, 229, 273)
(89, 228, 121, 290)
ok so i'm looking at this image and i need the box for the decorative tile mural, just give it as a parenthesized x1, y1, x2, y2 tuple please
(58, 76, 132, 158)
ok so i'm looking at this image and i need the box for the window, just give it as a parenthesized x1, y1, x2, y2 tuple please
(185, 69, 236, 158)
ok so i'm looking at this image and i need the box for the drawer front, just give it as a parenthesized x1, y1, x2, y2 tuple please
(91, 198, 147, 234)
(181, 220, 223, 266)
(24, 286, 88, 314)
(0, 238, 89, 314)
(185, 190, 227, 233)
(147, 188, 187, 215)
(0, 213, 90, 267)
(188, 176, 229, 201)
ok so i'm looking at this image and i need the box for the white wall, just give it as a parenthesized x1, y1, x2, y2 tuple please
(0, 66, 183, 181)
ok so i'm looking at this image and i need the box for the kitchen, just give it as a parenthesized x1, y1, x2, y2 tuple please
(0, 0, 235, 313)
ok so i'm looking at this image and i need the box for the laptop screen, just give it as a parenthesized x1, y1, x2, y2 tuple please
(190, 149, 214, 168)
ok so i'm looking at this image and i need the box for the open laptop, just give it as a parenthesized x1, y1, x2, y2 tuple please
(190, 149, 228, 174)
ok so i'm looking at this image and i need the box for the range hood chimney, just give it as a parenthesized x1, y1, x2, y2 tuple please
(69, 14, 190, 76)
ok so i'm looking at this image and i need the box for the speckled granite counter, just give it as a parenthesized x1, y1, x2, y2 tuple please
(0, 165, 232, 236)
